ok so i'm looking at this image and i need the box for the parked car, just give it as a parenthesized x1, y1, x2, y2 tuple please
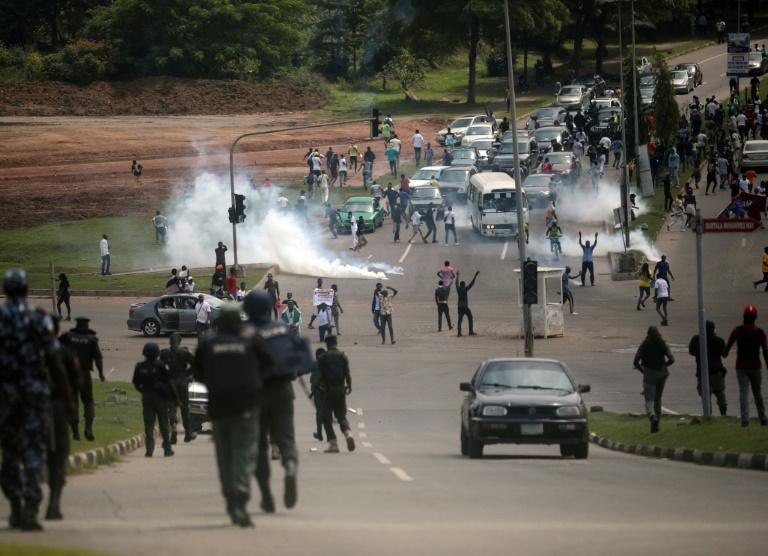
(127, 293, 228, 337)
(501, 129, 533, 142)
(436, 115, 491, 145)
(671, 69, 695, 93)
(410, 165, 449, 188)
(188, 382, 209, 432)
(490, 140, 533, 175)
(461, 124, 495, 147)
(740, 140, 768, 169)
(408, 186, 444, 218)
(526, 106, 567, 129)
(639, 74, 656, 106)
(555, 85, 590, 111)
(537, 152, 577, 184)
(339, 196, 385, 233)
(438, 166, 477, 202)
(673, 62, 703, 87)
(532, 126, 571, 154)
(450, 147, 480, 168)
(522, 173, 561, 207)
(748, 51, 768, 76)
(459, 358, 590, 459)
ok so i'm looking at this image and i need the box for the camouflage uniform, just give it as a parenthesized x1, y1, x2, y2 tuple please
(161, 335, 196, 442)
(0, 297, 55, 528)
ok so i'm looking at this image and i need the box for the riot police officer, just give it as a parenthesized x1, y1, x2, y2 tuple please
(0, 269, 56, 530)
(242, 291, 312, 514)
(317, 335, 355, 453)
(161, 333, 197, 443)
(193, 305, 274, 527)
(132, 343, 175, 457)
(60, 316, 104, 441)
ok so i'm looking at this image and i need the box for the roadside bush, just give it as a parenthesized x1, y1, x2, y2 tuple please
(0, 43, 28, 81)
(24, 51, 44, 79)
(43, 39, 109, 85)
(279, 68, 330, 97)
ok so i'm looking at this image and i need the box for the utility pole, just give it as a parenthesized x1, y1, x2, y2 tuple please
(618, 1, 630, 248)
(695, 209, 712, 418)
(630, 0, 642, 196)
(504, 0, 533, 357)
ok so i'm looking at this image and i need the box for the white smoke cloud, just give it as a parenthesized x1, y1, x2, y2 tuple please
(163, 173, 402, 280)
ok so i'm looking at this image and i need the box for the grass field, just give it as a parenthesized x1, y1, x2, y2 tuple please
(590, 411, 768, 454)
(0, 545, 107, 556)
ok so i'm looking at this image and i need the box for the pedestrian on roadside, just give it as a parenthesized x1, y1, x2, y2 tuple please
(611, 137, 622, 169)
(412, 129, 424, 163)
(408, 209, 427, 243)
(723, 305, 768, 427)
(705, 161, 718, 195)
(330, 284, 343, 335)
(194, 294, 211, 335)
(131, 159, 143, 186)
(633, 326, 675, 433)
(152, 210, 168, 244)
(318, 170, 330, 203)
(264, 273, 280, 319)
(578, 232, 597, 286)
(688, 321, 728, 416)
(355, 216, 368, 251)
(371, 283, 383, 335)
(752, 247, 768, 291)
(348, 144, 359, 173)
(637, 262, 652, 310)
(339, 155, 348, 187)
(160, 333, 197, 444)
(307, 278, 324, 330)
(561, 266, 580, 315)
(424, 143, 434, 166)
(316, 303, 334, 342)
(668, 148, 681, 187)
(437, 261, 456, 296)
(348, 212, 359, 251)
(281, 299, 302, 335)
(311, 348, 328, 442)
(654, 275, 670, 326)
(386, 142, 398, 176)
(325, 203, 339, 239)
(99, 234, 111, 276)
(56, 273, 71, 320)
(193, 305, 274, 527)
(443, 205, 458, 245)
(384, 183, 398, 216)
(392, 200, 402, 243)
(316, 335, 355, 453)
(132, 343, 175, 458)
(653, 255, 675, 301)
(455, 270, 479, 336)
(378, 286, 398, 344)
(226, 267, 238, 299)
(435, 280, 453, 332)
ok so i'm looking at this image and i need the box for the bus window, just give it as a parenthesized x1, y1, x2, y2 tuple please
(482, 192, 517, 212)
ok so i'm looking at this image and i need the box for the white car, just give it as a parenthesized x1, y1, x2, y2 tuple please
(555, 85, 590, 111)
(590, 97, 622, 111)
(436, 114, 491, 146)
(409, 165, 449, 188)
(741, 140, 768, 169)
(461, 124, 495, 146)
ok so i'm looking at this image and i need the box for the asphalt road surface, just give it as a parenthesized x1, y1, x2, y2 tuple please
(3, 40, 768, 555)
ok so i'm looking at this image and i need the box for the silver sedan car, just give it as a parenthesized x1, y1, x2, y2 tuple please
(741, 140, 768, 170)
(127, 293, 227, 337)
(671, 69, 694, 94)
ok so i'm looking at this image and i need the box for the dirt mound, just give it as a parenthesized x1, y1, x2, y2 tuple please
(0, 77, 326, 117)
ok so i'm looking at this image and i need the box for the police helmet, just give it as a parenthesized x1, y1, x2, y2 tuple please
(217, 304, 242, 331)
(3, 269, 28, 298)
(242, 290, 273, 323)
(143, 342, 160, 359)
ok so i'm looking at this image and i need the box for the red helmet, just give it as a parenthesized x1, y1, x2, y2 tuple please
(744, 304, 758, 317)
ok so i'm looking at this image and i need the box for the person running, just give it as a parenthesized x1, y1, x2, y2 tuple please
(412, 129, 424, 163)
(723, 305, 768, 426)
(424, 203, 438, 243)
(654, 275, 670, 326)
(378, 286, 398, 345)
(348, 144, 359, 173)
(455, 271, 479, 336)
(316, 335, 355, 453)
(578, 232, 597, 286)
(348, 212, 359, 251)
(752, 247, 768, 291)
(653, 255, 675, 301)
(391, 200, 402, 243)
(325, 203, 339, 239)
(637, 262, 652, 310)
(688, 321, 728, 416)
(443, 205, 458, 245)
(386, 142, 398, 176)
(408, 210, 427, 243)
(435, 280, 453, 331)
(561, 266, 580, 315)
(56, 273, 71, 320)
(330, 284, 343, 336)
(633, 326, 675, 433)
(310, 348, 328, 442)
(437, 261, 456, 296)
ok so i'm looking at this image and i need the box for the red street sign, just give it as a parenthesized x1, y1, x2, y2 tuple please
(703, 219, 762, 233)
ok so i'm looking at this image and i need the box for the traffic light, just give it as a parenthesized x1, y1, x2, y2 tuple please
(228, 206, 237, 224)
(371, 107, 381, 138)
(235, 194, 246, 223)
(522, 259, 538, 305)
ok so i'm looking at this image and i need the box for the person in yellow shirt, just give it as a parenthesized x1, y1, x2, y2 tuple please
(753, 247, 768, 291)
(348, 144, 359, 173)
(637, 262, 652, 310)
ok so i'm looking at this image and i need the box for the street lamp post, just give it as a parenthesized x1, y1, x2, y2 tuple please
(630, 0, 642, 196)
(504, 0, 533, 357)
(618, 1, 630, 248)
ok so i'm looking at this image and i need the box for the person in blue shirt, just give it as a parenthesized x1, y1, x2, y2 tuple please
(578, 231, 598, 286)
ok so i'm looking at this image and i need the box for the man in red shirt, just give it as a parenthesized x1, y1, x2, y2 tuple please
(723, 305, 768, 426)
(226, 267, 238, 298)
(399, 173, 410, 194)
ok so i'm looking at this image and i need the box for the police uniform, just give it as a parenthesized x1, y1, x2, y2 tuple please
(317, 346, 355, 452)
(0, 270, 55, 530)
(132, 344, 175, 457)
(161, 335, 196, 443)
(193, 309, 273, 527)
(60, 317, 104, 441)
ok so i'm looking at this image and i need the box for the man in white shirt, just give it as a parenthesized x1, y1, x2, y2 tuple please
(152, 211, 168, 244)
(316, 302, 334, 341)
(99, 234, 111, 276)
(349, 212, 359, 251)
(412, 129, 425, 164)
(318, 171, 330, 203)
(654, 276, 669, 326)
(443, 205, 458, 245)
(408, 210, 427, 243)
(194, 294, 211, 335)
(277, 195, 290, 214)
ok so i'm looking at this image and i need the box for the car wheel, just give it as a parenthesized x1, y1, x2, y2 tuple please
(572, 441, 589, 459)
(559, 444, 574, 457)
(141, 318, 161, 337)
(460, 426, 469, 456)
(468, 435, 484, 459)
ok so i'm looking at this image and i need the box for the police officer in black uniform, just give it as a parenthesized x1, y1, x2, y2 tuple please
(242, 291, 312, 514)
(317, 335, 355, 453)
(45, 316, 79, 521)
(194, 305, 274, 527)
(0, 269, 56, 530)
(161, 333, 197, 444)
(132, 343, 175, 457)
(60, 317, 104, 441)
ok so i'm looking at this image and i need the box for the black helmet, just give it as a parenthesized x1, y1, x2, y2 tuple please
(142, 342, 160, 359)
(242, 290, 273, 323)
(218, 304, 242, 332)
(3, 269, 28, 298)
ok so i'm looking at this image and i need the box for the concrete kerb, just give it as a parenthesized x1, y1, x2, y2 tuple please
(589, 432, 768, 471)
(67, 430, 153, 473)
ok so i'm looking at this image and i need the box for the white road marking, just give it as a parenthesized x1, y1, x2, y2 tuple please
(500, 241, 509, 260)
(361, 441, 372, 448)
(398, 243, 412, 263)
(347, 408, 358, 414)
(662, 406, 681, 415)
(105, 367, 116, 378)
(373, 452, 391, 465)
(699, 52, 726, 64)
(359, 432, 367, 438)
(742, 237, 747, 247)
(358, 422, 365, 429)
(357, 407, 364, 416)
(390, 467, 413, 482)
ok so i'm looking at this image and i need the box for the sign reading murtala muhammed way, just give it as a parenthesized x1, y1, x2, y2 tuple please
(703, 219, 761, 233)
(727, 33, 750, 76)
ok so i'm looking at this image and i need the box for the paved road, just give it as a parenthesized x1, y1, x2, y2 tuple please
(4, 40, 768, 555)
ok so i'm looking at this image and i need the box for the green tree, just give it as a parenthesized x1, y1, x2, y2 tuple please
(379, 49, 425, 100)
(651, 53, 679, 148)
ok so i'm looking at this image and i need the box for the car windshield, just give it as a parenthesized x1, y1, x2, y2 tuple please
(344, 203, 373, 213)
(473, 140, 494, 150)
(544, 153, 572, 165)
(744, 142, 768, 152)
(466, 126, 492, 135)
(482, 191, 517, 212)
(498, 142, 529, 154)
(524, 175, 552, 188)
(672, 70, 688, 79)
(453, 149, 477, 160)
(533, 107, 561, 119)
(598, 111, 616, 123)
(559, 86, 581, 96)
(411, 187, 441, 199)
(441, 169, 470, 183)
(640, 75, 656, 87)
(478, 360, 574, 391)
(412, 169, 440, 180)
(534, 129, 561, 142)
(450, 117, 473, 128)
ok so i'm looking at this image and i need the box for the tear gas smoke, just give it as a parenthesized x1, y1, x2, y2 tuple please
(163, 173, 402, 280)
